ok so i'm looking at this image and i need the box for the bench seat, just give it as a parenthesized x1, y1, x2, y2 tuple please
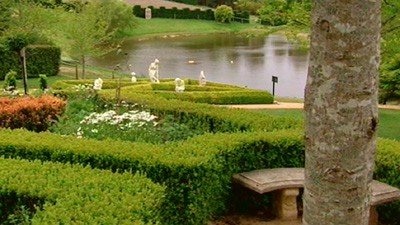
(233, 168, 400, 224)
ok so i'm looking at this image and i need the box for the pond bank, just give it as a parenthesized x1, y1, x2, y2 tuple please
(120, 18, 278, 41)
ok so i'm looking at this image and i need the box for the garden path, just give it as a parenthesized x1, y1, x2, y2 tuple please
(221, 102, 400, 110)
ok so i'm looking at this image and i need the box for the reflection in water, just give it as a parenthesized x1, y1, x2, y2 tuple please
(89, 33, 309, 98)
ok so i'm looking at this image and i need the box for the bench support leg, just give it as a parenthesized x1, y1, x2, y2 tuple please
(274, 188, 299, 220)
(369, 206, 378, 225)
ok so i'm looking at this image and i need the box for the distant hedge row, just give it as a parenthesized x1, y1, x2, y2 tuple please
(0, 45, 61, 80)
(132, 5, 250, 22)
(133, 5, 215, 20)
(233, 10, 250, 23)
(0, 157, 165, 224)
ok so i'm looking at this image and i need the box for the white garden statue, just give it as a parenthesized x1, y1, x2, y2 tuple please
(93, 77, 103, 90)
(131, 72, 137, 83)
(175, 78, 185, 92)
(148, 59, 160, 83)
(199, 70, 206, 86)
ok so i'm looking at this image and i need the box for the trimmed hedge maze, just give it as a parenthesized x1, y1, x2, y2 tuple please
(0, 157, 164, 224)
(1, 79, 399, 224)
(53, 79, 274, 105)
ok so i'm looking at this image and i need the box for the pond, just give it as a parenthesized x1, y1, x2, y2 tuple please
(89, 33, 309, 99)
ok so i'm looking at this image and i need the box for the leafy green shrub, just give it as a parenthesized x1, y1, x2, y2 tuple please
(0, 95, 66, 132)
(3, 70, 17, 91)
(233, 10, 250, 23)
(214, 5, 234, 23)
(374, 139, 400, 224)
(38, 74, 48, 90)
(258, 0, 288, 26)
(379, 57, 400, 104)
(0, 157, 165, 224)
(235, 0, 264, 15)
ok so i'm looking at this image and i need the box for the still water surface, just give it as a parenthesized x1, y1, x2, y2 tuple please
(89, 34, 309, 98)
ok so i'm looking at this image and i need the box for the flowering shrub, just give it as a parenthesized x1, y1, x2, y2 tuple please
(0, 95, 66, 132)
(77, 110, 158, 138)
(73, 108, 201, 143)
(51, 95, 203, 143)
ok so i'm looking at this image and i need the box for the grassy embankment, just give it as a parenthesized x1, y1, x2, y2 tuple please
(121, 17, 278, 39)
(255, 109, 400, 141)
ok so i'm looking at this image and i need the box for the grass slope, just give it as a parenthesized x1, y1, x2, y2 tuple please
(121, 18, 273, 39)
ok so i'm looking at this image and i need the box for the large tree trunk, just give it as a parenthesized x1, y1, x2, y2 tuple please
(303, 1, 381, 225)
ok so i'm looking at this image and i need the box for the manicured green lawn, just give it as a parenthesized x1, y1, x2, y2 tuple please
(254, 109, 400, 141)
(0, 75, 69, 91)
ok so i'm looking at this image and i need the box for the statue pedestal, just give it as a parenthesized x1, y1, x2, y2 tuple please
(145, 8, 152, 19)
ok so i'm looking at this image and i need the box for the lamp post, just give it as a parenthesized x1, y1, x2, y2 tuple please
(272, 75, 278, 97)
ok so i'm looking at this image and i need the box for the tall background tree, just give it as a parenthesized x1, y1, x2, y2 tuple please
(49, 0, 136, 79)
(304, 1, 380, 225)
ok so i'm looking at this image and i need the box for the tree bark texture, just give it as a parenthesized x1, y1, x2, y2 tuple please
(304, 1, 381, 225)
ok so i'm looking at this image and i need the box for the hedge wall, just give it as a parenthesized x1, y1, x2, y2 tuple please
(0, 45, 61, 80)
(154, 90, 273, 104)
(0, 128, 304, 225)
(103, 86, 298, 132)
(0, 45, 21, 80)
(132, 5, 214, 20)
(1, 129, 399, 224)
(52, 80, 288, 132)
(26, 45, 61, 78)
(0, 157, 165, 224)
(169, 0, 198, 5)
(374, 139, 400, 224)
(233, 10, 250, 23)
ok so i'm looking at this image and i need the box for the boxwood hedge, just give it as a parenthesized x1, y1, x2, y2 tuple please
(0, 128, 304, 225)
(52, 80, 291, 132)
(374, 139, 400, 224)
(132, 5, 214, 20)
(0, 45, 60, 80)
(0, 157, 165, 224)
(1, 129, 399, 224)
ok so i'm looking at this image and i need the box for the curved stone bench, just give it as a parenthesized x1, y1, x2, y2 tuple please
(232, 168, 400, 224)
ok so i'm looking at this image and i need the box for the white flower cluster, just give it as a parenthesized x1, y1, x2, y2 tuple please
(73, 84, 92, 92)
(80, 110, 158, 128)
